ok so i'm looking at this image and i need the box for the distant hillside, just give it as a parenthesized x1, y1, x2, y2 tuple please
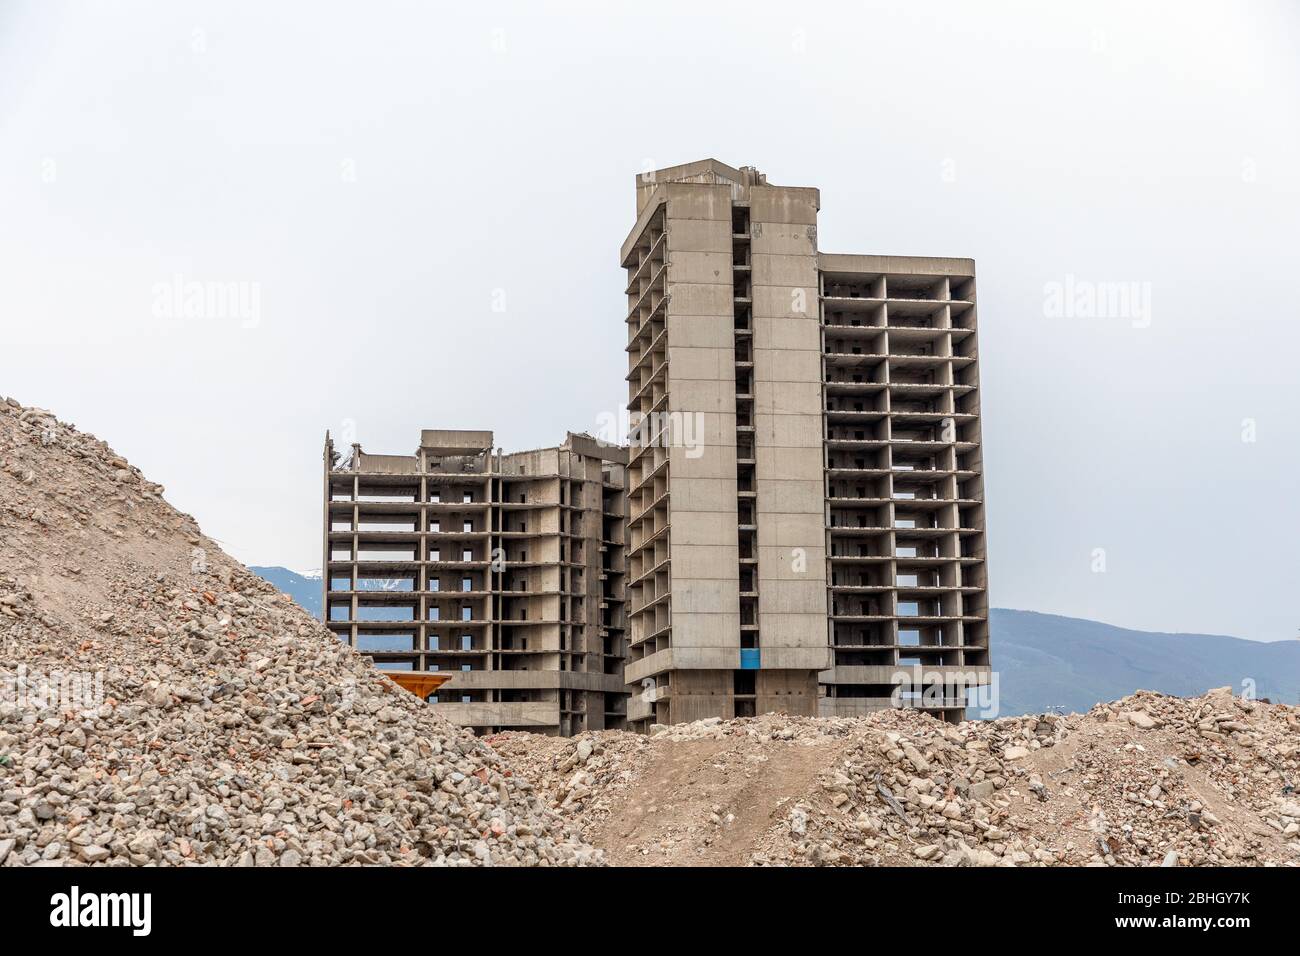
(248, 567, 1300, 716)
(992, 608, 1300, 715)
(250, 566, 321, 618)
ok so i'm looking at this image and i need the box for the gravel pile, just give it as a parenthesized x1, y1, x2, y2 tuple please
(0, 397, 600, 867)
(497, 692, 1300, 867)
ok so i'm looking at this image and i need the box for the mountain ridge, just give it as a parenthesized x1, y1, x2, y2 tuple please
(249, 567, 1300, 717)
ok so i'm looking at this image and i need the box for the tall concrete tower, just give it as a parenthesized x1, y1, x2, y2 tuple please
(622, 160, 990, 728)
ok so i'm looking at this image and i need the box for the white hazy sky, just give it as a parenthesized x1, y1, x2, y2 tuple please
(1, 1, 1297, 640)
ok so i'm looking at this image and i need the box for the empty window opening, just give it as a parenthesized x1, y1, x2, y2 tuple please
(359, 518, 415, 532)
(355, 576, 414, 592)
(357, 634, 415, 653)
(357, 547, 416, 562)
(356, 490, 417, 503)
(355, 605, 415, 622)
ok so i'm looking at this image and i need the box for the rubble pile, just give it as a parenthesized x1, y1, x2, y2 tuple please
(0, 398, 599, 867)
(2, 396, 1295, 869)
(491, 731, 651, 826)
(502, 694, 1300, 867)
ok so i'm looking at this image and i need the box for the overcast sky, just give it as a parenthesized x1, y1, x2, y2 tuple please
(2, 1, 1297, 641)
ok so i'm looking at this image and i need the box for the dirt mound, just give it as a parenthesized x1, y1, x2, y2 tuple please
(495, 692, 1300, 867)
(0, 398, 598, 867)
(4, 396, 1295, 869)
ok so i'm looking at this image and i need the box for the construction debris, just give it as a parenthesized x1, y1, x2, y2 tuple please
(0, 398, 598, 867)
(3, 395, 1297, 869)
(496, 695, 1300, 867)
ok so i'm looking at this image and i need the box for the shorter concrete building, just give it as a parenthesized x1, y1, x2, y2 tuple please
(323, 429, 628, 736)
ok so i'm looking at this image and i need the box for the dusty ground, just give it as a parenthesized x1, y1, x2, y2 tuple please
(496, 696, 1300, 867)
(588, 735, 846, 866)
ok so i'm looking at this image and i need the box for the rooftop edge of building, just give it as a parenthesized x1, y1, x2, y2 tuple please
(819, 252, 976, 278)
(419, 429, 494, 455)
(634, 158, 763, 213)
(325, 429, 628, 476)
(625, 158, 820, 262)
(623, 160, 976, 277)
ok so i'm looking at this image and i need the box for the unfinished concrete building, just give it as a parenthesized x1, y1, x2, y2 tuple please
(322, 430, 628, 736)
(622, 159, 990, 728)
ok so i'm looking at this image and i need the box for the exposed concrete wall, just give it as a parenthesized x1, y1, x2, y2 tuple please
(818, 253, 975, 277)
(756, 668, 819, 717)
(750, 185, 830, 687)
(419, 429, 494, 453)
(635, 158, 750, 215)
(669, 669, 734, 723)
(355, 453, 419, 475)
(662, 182, 742, 661)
